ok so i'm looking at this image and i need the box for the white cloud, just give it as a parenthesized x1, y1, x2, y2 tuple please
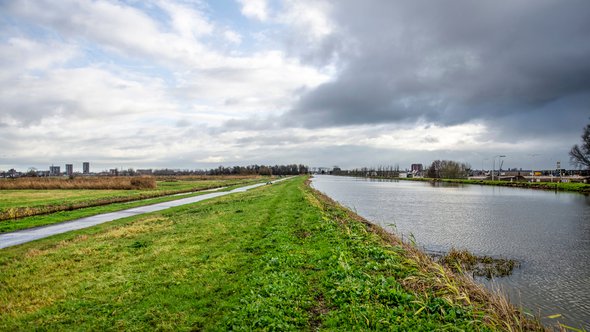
(5, 0, 216, 69)
(0, 38, 78, 73)
(157, 1, 214, 38)
(0, 65, 173, 125)
(237, 0, 269, 21)
(360, 123, 489, 151)
(175, 50, 330, 120)
(223, 29, 242, 44)
(278, 0, 333, 41)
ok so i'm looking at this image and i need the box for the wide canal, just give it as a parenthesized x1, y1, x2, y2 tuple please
(311, 175, 590, 329)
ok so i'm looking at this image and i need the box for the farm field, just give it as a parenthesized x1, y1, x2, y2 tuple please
(0, 177, 541, 331)
(0, 176, 266, 229)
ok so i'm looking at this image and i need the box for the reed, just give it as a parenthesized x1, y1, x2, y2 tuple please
(0, 176, 156, 190)
(438, 248, 519, 278)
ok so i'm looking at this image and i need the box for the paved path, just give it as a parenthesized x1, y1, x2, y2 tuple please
(0, 179, 290, 249)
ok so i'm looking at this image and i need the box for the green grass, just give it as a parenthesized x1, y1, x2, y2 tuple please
(0, 176, 541, 331)
(0, 177, 266, 221)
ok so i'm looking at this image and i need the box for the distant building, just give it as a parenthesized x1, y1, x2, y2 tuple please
(411, 164, 423, 173)
(137, 169, 153, 175)
(65, 164, 73, 176)
(49, 165, 60, 176)
(37, 170, 50, 177)
(83, 162, 90, 174)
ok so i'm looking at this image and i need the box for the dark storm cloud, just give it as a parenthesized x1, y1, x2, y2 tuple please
(284, 0, 590, 136)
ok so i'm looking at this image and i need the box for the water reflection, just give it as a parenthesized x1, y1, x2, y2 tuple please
(311, 175, 590, 329)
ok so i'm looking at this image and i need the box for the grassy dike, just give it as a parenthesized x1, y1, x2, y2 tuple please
(0, 177, 543, 331)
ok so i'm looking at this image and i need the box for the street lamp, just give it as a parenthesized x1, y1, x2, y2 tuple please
(492, 155, 506, 181)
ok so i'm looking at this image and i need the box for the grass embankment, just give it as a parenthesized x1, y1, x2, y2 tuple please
(405, 177, 590, 193)
(0, 176, 264, 222)
(0, 177, 543, 330)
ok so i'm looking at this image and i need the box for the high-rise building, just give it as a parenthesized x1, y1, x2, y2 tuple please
(83, 162, 90, 174)
(49, 165, 60, 176)
(65, 164, 73, 176)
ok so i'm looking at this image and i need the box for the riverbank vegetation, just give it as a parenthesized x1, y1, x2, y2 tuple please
(407, 177, 590, 193)
(0, 176, 545, 330)
(330, 171, 590, 193)
(0, 176, 265, 222)
(435, 248, 519, 279)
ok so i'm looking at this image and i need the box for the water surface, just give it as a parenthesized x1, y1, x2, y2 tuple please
(311, 175, 590, 329)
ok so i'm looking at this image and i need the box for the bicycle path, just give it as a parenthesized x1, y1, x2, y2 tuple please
(0, 178, 290, 249)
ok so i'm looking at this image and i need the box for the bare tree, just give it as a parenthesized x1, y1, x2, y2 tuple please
(570, 122, 590, 169)
(427, 160, 470, 179)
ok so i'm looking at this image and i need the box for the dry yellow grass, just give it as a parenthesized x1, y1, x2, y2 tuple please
(0, 176, 156, 190)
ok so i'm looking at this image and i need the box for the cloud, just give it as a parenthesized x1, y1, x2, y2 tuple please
(281, 0, 590, 141)
(3, 0, 218, 69)
(0, 0, 329, 128)
(237, 0, 269, 21)
(223, 29, 242, 44)
(0, 64, 173, 126)
(0, 0, 587, 171)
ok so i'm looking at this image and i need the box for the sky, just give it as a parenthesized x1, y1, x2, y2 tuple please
(1, 0, 589, 172)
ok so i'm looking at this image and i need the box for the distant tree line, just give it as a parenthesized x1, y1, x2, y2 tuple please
(329, 160, 471, 179)
(2, 164, 310, 178)
(332, 165, 401, 178)
(145, 164, 309, 176)
(205, 164, 309, 176)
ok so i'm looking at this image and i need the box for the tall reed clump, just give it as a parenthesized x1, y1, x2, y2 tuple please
(438, 248, 519, 278)
(0, 176, 156, 190)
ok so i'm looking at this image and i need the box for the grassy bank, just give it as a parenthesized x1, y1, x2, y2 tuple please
(0, 176, 265, 221)
(0, 176, 543, 330)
